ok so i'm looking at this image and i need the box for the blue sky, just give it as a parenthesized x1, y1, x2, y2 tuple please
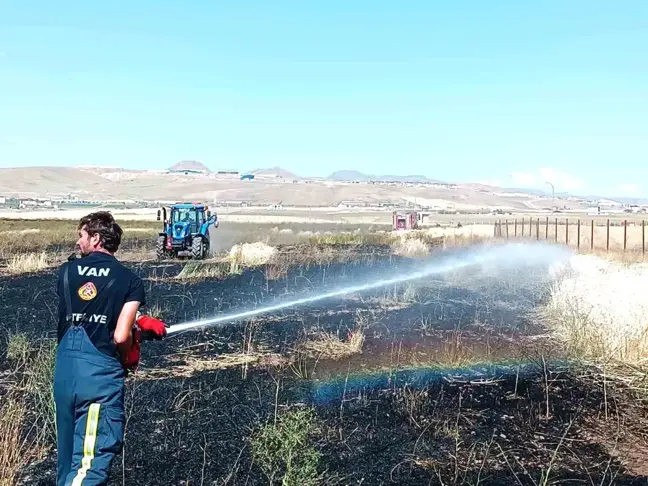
(1, 1, 646, 197)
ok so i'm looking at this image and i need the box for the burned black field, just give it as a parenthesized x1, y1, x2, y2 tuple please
(2, 242, 648, 485)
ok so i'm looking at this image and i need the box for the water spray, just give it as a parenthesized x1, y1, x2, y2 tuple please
(165, 242, 572, 337)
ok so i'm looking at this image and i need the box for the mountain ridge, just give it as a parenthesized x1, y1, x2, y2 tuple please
(327, 170, 442, 183)
(0, 164, 643, 206)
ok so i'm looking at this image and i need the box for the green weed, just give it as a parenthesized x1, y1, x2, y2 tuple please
(251, 407, 323, 486)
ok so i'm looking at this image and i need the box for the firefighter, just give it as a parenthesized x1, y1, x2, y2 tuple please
(53, 211, 167, 486)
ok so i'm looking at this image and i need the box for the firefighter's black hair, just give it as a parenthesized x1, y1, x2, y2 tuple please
(78, 211, 123, 253)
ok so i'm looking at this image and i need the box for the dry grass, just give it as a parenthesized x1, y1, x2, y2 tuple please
(174, 260, 230, 280)
(25, 340, 58, 449)
(299, 330, 365, 360)
(305, 232, 396, 246)
(262, 244, 379, 281)
(496, 218, 648, 255)
(576, 247, 646, 264)
(348, 329, 366, 352)
(0, 218, 158, 258)
(0, 334, 56, 484)
(5, 252, 50, 274)
(229, 242, 277, 266)
(438, 330, 474, 367)
(424, 223, 496, 240)
(392, 237, 430, 258)
(374, 283, 426, 308)
(143, 301, 168, 319)
(0, 392, 32, 486)
(174, 242, 279, 280)
(139, 351, 292, 380)
(299, 311, 370, 359)
(543, 254, 648, 362)
(173, 241, 370, 282)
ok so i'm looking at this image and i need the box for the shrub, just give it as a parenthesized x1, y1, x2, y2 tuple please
(251, 407, 322, 486)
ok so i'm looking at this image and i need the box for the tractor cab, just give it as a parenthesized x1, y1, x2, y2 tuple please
(156, 203, 218, 260)
(170, 205, 205, 234)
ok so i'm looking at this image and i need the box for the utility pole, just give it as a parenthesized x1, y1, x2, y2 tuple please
(545, 181, 555, 212)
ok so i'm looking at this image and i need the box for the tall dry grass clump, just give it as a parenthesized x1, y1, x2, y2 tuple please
(543, 254, 648, 362)
(1, 334, 56, 484)
(5, 251, 49, 274)
(392, 237, 430, 258)
(0, 392, 31, 486)
(229, 242, 277, 267)
(25, 340, 58, 448)
(300, 311, 370, 359)
(174, 242, 278, 280)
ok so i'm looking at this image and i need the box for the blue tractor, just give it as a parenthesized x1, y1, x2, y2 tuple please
(156, 203, 219, 260)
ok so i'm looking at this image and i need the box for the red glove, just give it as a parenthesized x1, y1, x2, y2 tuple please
(136, 314, 168, 340)
(122, 327, 141, 373)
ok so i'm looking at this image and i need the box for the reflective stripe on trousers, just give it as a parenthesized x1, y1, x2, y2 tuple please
(54, 326, 125, 486)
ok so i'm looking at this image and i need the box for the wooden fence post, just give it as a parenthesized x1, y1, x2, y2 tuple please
(514, 218, 518, 237)
(522, 217, 525, 237)
(577, 219, 580, 249)
(566, 218, 569, 245)
(506, 219, 509, 239)
(554, 217, 558, 242)
(606, 219, 610, 251)
(536, 218, 539, 240)
(591, 220, 594, 251)
(545, 217, 548, 240)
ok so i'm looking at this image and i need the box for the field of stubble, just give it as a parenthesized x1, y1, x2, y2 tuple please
(2, 218, 648, 485)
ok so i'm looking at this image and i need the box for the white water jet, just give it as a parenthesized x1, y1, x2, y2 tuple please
(166, 242, 571, 336)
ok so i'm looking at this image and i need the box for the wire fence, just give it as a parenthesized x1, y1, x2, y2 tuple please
(492, 217, 646, 255)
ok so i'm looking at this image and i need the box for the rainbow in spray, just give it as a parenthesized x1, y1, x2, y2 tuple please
(308, 359, 543, 405)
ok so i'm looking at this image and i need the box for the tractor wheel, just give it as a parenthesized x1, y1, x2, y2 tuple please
(191, 236, 204, 260)
(156, 235, 166, 260)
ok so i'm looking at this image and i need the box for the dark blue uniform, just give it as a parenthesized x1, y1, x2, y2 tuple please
(54, 251, 145, 486)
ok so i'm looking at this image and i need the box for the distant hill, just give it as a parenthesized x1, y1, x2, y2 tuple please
(581, 195, 648, 205)
(380, 174, 435, 183)
(169, 160, 210, 172)
(0, 166, 115, 197)
(249, 166, 300, 179)
(328, 170, 371, 181)
(0, 164, 635, 211)
(328, 170, 440, 183)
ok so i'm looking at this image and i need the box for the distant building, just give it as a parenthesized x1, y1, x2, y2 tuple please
(216, 200, 248, 207)
(170, 169, 206, 176)
(240, 174, 255, 181)
(337, 200, 366, 208)
(626, 205, 645, 214)
(215, 170, 239, 178)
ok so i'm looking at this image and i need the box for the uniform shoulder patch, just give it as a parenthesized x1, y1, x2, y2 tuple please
(78, 282, 98, 301)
